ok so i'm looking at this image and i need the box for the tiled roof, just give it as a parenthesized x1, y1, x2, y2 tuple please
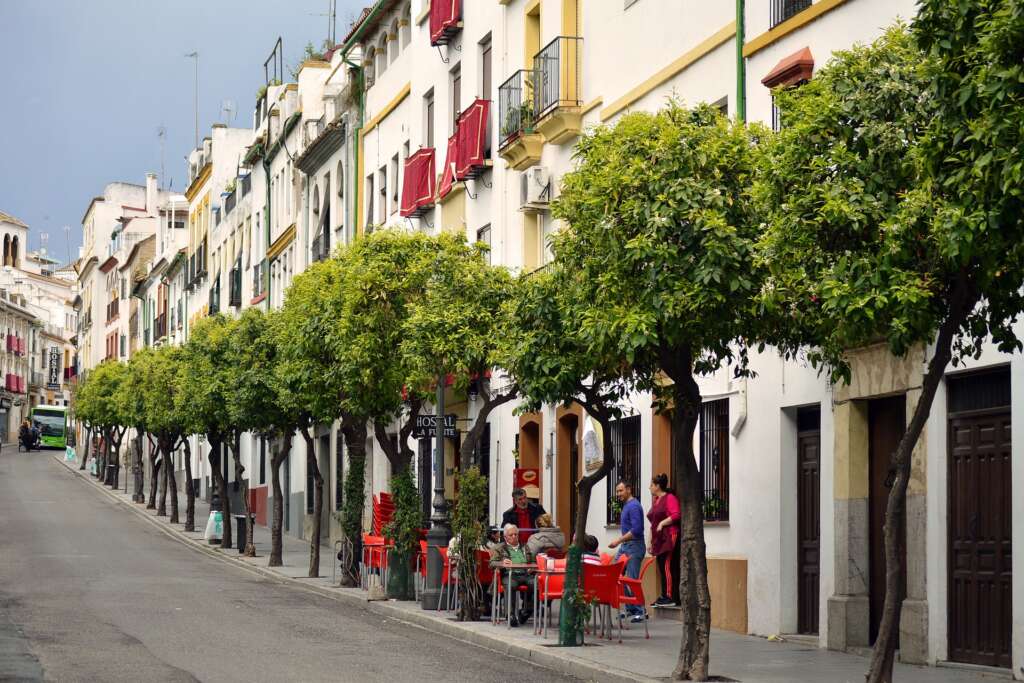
(0, 210, 28, 228)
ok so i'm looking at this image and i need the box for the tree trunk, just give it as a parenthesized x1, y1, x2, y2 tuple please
(208, 436, 231, 551)
(866, 290, 972, 683)
(269, 433, 293, 567)
(78, 425, 91, 471)
(182, 438, 196, 532)
(167, 441, 179, 524)
(147, 442, 160, 510)
(156, 438, 168, 517)
(301, 427, 324, 577)
(373, 397, 421, 475)
(229, 433, 255, 557)
(132, 430, 144, 503)
(459, 385, 518, 474)
(559, 394, 618, 645)
(338, 420, 367, 586)
(659, 350, 710, 682)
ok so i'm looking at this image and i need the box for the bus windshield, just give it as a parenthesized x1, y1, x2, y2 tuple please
(32, 411, 66, 437)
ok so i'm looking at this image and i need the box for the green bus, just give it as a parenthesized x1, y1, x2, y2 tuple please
(30, 405, 68, 449)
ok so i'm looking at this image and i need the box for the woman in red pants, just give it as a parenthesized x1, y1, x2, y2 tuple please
(647, 473, 680, 606)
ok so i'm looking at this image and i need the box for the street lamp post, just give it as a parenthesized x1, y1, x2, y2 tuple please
(421, 372, 451, 610)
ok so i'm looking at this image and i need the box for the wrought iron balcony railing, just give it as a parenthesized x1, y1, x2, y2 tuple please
(498, 69, 538, 147)
(770, 0, 812, 28)
(533, 36, 582, 120)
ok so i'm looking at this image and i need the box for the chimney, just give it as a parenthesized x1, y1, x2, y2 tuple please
(145, 173, 158, 216)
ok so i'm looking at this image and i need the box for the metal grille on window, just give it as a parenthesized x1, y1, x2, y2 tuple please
(770, 0, 812, 29)
(700, 399, 730, 522)
(606, 415, 641, 524)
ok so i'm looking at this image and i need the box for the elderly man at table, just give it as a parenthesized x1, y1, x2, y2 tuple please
(500, 488, 546, 542)
(490, 525, 535, 627)
(608, 479, 647, 623)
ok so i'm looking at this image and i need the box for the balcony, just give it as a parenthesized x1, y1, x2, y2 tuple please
(498, 70, 544, 171)
(208, 275, 221, 315)
(154, 312, 167, 341)
(106, 298, 120, 323)
(532, 36, 583, 145)
(770, 0, 812, 28)
(30, 371, 43, 388)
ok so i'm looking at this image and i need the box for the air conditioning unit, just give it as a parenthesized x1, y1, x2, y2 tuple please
(520, 167, 550, 212)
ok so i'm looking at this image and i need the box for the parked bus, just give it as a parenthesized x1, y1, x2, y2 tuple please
(30, 404, 67, 449)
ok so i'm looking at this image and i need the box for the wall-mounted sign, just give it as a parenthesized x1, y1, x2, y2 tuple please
(47, 347, 62, 390)
(582, 415, 604, 474)
(412, 413, 457, 439)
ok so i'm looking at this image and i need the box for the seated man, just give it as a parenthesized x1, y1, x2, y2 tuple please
(500, 488, 545, 542)
(526, 513, 565, 558)
(490, 525, 534, 627)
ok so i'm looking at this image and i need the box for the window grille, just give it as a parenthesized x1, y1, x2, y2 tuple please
(606, 415, 641, 524)
(700, 399, 730, 522)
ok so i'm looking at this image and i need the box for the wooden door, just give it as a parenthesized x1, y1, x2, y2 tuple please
(948, 410, 1012, 668)
(868, 396, 907, 644)
(797, 408, 821, 635)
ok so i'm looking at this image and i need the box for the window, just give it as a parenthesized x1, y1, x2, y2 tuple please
(771, 0, 812, 28)
(376, 34, 388, 76)
(476, 224, 491, 264)
(540, 212, 554, 265)
(699, 399, 730, 522)
(451, 64, 462, 133)
(390, 154, 400, 214)
(771, 98, 782, 132)
(335, 432, 344, 510)
(378, 167, 387, 222)
(424, 90, 435, 148)
(480, 36, 492, 100)
(606, 415, 641, 524)
(259, 437, 266, 484)
(366, 174, 375, 228)
(389, 19, 400, 63)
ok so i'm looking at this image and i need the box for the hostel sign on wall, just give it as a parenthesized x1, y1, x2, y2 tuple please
(47, 346, 61, 390)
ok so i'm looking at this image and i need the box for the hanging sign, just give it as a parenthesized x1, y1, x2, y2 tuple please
(47, 347, 62, 390)
(582, 415, 604, 474)
(412, 413, 457, 439)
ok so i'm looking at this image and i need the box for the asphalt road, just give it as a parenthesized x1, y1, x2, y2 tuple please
(0, 449, 574, 683)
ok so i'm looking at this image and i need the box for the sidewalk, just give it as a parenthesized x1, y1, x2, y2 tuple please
(55, 453, 1011, 683)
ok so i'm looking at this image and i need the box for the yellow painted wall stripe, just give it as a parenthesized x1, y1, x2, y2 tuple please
(743, 0, 852, 58)
(581, 97, 603, 116)
(267, 223, 296, 261)
(600, 21, 736, 122)
(357, 82, 412, 237)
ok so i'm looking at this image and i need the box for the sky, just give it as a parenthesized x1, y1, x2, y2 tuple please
(0, 0, 365, 265)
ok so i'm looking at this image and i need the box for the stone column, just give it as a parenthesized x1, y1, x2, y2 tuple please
(827, 399, 871, 650)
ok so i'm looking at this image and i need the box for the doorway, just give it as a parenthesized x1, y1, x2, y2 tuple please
(556, 410, 580, 542)
(797, 406, 821, 635)
(868, 396, 907, 644)
(947, 368, 1012, 668)
(319, 433, 331, 546)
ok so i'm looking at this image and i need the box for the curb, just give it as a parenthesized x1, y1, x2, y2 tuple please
(53, 455, 658, 683)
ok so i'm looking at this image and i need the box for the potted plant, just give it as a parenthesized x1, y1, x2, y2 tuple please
(383, 468, 422, 600)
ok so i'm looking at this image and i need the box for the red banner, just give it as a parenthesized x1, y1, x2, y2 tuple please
(455, 99, 489, 180)
(400, 147, 437, 217)
(438, 134, 458, 199)
(429, 0, 461, 46)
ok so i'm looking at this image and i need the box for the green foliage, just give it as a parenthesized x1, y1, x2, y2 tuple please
(229, 308, 298, 437)
(401, 233, 515, 393)
(341, 452, 365, 543)
(452, 467, 489, 621)
(75, 360, 130, 430)
(180, 314, 237, 440)
(383, 468, 422, 554)
(551, 101, 765, 396)
(256, 78, 282, 101)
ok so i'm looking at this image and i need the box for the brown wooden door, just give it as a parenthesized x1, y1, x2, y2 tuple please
(797, 413, 821, 635)
(868, 396, 907, 644)
(948, 410, 1012, 668)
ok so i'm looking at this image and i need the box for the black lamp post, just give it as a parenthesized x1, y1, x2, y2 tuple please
(421, 372, 451, 610)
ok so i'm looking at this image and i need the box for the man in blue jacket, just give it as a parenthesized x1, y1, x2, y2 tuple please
(608, 479, 646, 622)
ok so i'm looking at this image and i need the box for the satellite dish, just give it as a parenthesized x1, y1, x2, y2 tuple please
(221, 100, 237, 125)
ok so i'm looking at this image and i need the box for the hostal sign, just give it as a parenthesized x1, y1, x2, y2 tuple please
(412, 414, 457, 439)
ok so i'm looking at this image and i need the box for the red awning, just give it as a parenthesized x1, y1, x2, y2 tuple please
(438, 134, 458, 199)
(400, 148, 437, 217)
(455, 99, 490, 180)
(430, 0, 461, 46)
(761, 47, 814, 89)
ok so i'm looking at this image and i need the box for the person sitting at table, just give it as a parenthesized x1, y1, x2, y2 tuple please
(500, 488, 546, 542)
(485, 526, 503, 553)
(526, 514, 565, 558)
(582, 534, 602, 564)
(490, 525, 534, 627)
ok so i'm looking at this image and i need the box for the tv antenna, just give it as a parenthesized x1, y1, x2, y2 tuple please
(157, 125, 167, 188)
(221, 99, 237, 126)
(309, 0, 337, 45)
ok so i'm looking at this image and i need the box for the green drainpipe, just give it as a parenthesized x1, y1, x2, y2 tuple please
(736, 0, 746, 122)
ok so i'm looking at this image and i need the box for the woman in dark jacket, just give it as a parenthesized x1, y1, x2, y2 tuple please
(647, 473, 680, 606)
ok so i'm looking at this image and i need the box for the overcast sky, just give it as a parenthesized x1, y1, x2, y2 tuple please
(0, 0, 364, 264)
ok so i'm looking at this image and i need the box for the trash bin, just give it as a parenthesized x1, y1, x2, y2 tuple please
(234, 514, 254, 553)
(105, 464, 116, 486)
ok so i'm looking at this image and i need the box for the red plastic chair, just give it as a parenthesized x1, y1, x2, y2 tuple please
(361, 534, 390, 591)
(414, 540, 428, 599)
(582, 561, 627, 641)
(437, 546, 454, 612)
(618, 557, 656, 639)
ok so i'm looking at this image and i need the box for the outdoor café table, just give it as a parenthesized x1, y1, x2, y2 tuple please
(492, 563, 537, 628)
(534, 565, 566, 636)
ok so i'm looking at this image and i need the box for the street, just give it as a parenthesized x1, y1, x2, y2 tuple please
(0, 449, 573, 683)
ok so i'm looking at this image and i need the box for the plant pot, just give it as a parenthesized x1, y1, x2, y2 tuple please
(386, 549, 416, 600)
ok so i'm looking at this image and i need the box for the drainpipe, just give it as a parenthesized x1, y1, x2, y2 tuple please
(736, 0, 746, 122)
